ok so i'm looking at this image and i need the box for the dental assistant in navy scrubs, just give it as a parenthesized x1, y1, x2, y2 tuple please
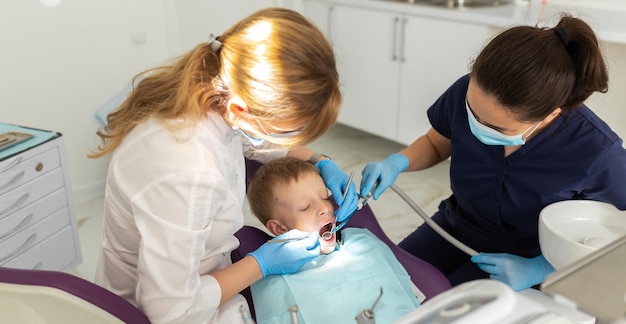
(360, 14, 626, 291)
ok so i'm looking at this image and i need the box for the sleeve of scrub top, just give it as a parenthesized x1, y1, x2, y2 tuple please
(583, 139, 626, 210)
(131, 170, 233, 323)
(426, 75, 470, 139)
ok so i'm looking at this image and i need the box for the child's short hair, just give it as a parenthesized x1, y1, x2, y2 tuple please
(247, 157, 320, 225)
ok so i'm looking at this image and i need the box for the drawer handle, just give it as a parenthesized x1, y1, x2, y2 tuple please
(0, 193, 30, 216)
(0, 213, 33, 241)
(0, 157, 23, 175)
(0, 171, 25, 191)
(0, 233, 36, 263)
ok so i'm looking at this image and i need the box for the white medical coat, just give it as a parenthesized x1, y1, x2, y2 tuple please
(94, 112, 286, 323)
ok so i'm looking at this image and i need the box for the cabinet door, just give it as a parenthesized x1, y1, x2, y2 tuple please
(396, 16, 492, 145)
(331, 6, 401, 142)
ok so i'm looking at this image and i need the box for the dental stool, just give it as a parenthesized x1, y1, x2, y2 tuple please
(232, 159, 452, 319)
(0, 266, 149, 324)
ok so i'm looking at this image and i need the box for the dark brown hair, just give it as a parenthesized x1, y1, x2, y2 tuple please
(471, 14, 608, 122)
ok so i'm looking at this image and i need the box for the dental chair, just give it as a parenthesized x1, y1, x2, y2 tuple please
(232, 159, 452, 319)
(0, 267, 150, 324)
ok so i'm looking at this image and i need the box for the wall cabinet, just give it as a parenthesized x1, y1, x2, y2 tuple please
(0, 127, 81, 272)
(305, 1, 492, 145)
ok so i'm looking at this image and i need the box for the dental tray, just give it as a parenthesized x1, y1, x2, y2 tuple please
(0, 131, 34, 151)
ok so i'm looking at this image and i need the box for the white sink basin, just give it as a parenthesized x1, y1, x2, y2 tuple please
(539, 200, 626, 270)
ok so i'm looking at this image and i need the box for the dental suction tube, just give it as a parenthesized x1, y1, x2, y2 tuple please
(389, 184, 479, 257)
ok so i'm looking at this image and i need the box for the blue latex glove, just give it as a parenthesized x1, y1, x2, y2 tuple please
(360, 153, 409, 200)
(471, 253, 555, 291)
(248, 229, 321, 278)
(316, 160, 358, 223)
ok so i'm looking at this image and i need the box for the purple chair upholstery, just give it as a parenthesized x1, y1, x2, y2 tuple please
(233, 159, 452, 317)
(0, 267, 150, 323)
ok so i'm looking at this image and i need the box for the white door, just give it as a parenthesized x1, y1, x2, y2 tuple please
(396, 15, 491, 145)
(331, 6, 401, 142)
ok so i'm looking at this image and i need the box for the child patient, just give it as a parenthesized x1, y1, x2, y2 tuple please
(247, 157, 422, 324)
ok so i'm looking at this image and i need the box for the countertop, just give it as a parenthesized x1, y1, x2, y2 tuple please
(311, 0, 626, 44)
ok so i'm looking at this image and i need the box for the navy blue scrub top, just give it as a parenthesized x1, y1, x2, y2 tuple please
(428, 75, 626, 256)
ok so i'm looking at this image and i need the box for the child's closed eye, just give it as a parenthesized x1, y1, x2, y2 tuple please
(300, 204, 310, 211)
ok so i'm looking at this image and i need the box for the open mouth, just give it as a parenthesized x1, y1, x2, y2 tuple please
(319, 222, 335, 241)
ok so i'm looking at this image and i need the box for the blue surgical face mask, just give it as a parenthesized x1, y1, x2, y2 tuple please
(466, 101, 541, 146)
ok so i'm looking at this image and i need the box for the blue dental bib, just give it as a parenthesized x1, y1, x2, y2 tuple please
(251, 228, 420, 323)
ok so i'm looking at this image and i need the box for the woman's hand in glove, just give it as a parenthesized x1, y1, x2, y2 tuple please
(360, 153, 409, 200)
(248, 229, 321, 278)
(471, 253, 555, 291)
(316, 160, 358, 223)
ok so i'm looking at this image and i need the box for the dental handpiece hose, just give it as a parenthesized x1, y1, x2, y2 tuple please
(389, 184, 479, 257)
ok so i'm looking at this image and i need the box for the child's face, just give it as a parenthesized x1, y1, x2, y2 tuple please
(267, 171, 337, 254)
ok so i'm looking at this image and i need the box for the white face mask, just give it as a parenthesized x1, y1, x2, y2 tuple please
(466, 101, 541, 146)
(232, 124, 265, 146)
(232, 117, 303, 146)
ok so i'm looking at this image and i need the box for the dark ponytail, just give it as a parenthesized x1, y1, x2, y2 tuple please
(555, 16, 608, 109)
(471, 14, 608, 122)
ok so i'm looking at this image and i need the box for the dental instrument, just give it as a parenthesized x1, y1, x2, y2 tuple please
(321, 177, 477, 256)
(336, 171, 356, 227)
(330, 181, 379, 235)
(321, 170, 355, 240)
(288, 305, 299, 324)
(330, 192, 373, 235)
(355, 287, 383, 324)
(389, 183, 478, 257)
(267, 237, 309, 243)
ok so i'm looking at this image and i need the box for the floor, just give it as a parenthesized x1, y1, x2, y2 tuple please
(71, 123, 451, 281)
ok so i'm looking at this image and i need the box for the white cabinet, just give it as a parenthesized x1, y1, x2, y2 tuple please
(0, 127, 81, 272)
(396, 16, 491, 144)
(332, 6, 402, 142)
(305, 1, 491, 145)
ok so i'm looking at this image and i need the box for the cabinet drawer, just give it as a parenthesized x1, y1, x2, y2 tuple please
(0, 134, 57, 166)
(0, 168, 64, 217)
(0, 206, 70, 264)
(0, 188, 67, 240)
(3, 226, 79, 271)
(0, 146, 60, 195)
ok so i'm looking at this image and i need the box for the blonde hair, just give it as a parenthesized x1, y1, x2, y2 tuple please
(247, 157, 320, 226)
(89, 8, 341, 158)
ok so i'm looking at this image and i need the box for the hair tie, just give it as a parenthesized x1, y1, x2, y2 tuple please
(208, 34, 222, 53)
(553, 27, 570, 46)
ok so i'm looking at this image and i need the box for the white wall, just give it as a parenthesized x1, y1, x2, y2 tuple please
(0, 0, 293, 203)
(170, 0, 276, 54)
(586, 41, 626, 137)
(0, 0, 172, 202)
